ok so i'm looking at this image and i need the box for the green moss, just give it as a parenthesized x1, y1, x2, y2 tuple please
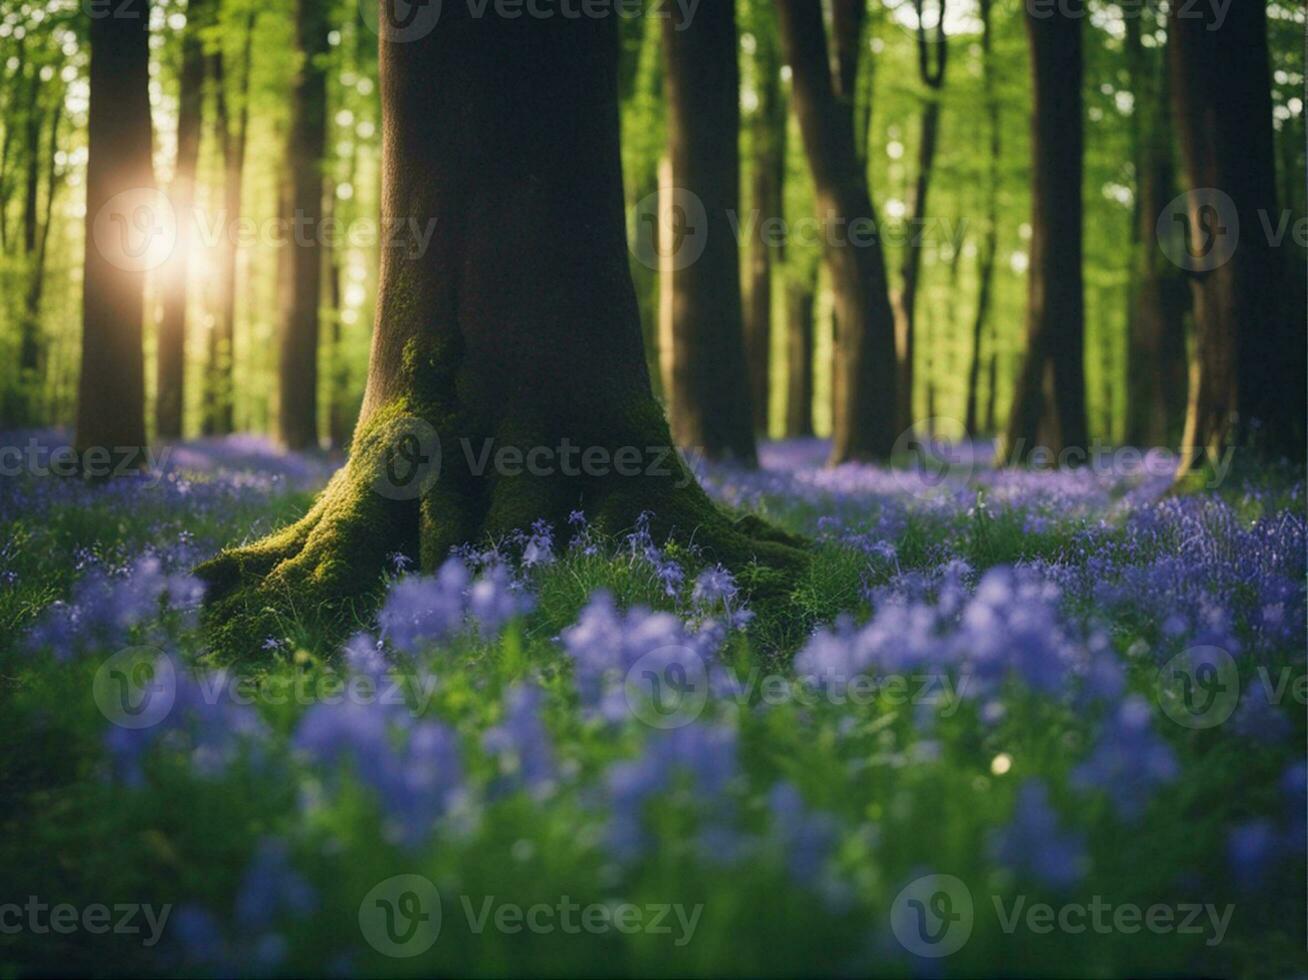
(197, 391, 810, 660)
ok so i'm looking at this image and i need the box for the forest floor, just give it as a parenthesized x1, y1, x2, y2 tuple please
(1, 429, 1304, 977)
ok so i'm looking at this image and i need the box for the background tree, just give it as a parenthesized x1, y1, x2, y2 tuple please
(156, 0, 208, 440)
(893, 0, 949, 434)
(1171, 0, 1304, 470)
(776, 0, 898, 463)
(661, 0, 756, 462)
(1003, 0, 1088, 463)
(277, 0, 329, 450)
(1123, 5, 1187, 448)
(963, 0, 999, 438)
(742, 0, 786, 437)
(206, 4, 256, 436)
(75, 0, 153, 462)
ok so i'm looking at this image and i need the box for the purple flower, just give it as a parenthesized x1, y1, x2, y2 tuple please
(1071, 696, 1178, 819)
(483, 684, 556, 798)
(991, 780, 1088, 890)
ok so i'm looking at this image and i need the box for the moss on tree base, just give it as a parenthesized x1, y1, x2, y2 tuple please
(196, 396, 808, 661)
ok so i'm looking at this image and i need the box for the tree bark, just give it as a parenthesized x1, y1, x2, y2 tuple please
(965, 0, 998, 437)
(205, 12, 255, 436)
(19, 97, 61, 412)
(784, 265, 817, 438)
(197, 11, 803, 656)
(661, 1, 756, 462)
(278, 0, 330, 450)
(776, 0, 898, 463)
(1170, 0, 1302, 469)
(1124, 11, 1187, 448)
(75, 2, 152, 464)
(893, 0, 948, 434)
(156, 0, 208, 440)
(1002, 1, 1087, 464)
(743, 15, 786, 437)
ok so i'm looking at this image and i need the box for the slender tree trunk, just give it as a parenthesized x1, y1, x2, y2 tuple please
(744, 17, 786, 438)
(207, 11, 255, 436)
(198, 12, 802, 652)
(19, 97, 61, 408)
(1171, 0, 1302, 469)
(76, 2, 153, 463)
(776, 0, 898, 463)
(964, 0, 1000, 439)
(894, 0, 948, 434)
(277, 0, 329, 450)
(21, 65, 41, 258)
(1124, 12, 1187, 447)
(1002, 1, 1087, 464)
(0, 43, 22, 252)
(785, 265, 817, 438)
(661, 1, 756, 462)
(156, 0, 208, 439)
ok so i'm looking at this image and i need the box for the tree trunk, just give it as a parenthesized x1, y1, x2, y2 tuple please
(206, 11, 255, 436)
(965, 0, 998, 437)
(75, 2, 152, 464)
(893, 0, 948, 434)
(776, 0, 898, 463)
(661, 1, 756, 462)
(743, 17, 786, 438)
(197, 11, 803, 655)
(1171, 0, 1302, 469)
(277, 0, 329, 450)
(1124, 12, 1187, 448)
(784, 265, 817, 438)
(21, 63, 41, 258)
(156, 0, 207, 440)
(18, 97, 61, 416)
(1002, 1, 1087, 464)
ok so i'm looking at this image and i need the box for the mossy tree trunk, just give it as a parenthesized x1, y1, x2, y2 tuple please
(198, 10, 803, 657)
